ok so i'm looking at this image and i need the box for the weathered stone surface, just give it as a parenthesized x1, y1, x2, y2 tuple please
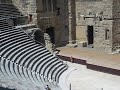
(11, 0, 120, 52)
(75, 0, 120, 52)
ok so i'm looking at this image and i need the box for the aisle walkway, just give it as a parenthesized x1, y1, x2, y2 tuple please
(66, 62, 120, 90)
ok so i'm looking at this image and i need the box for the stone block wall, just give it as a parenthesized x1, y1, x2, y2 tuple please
(11, 0, 120, 51)
(36, 0, 69, 46)
(75, 0, 114, 52)
(12, 0, 37, 24)
(54, 0, 69, 46)
(112, 0, 120, 51)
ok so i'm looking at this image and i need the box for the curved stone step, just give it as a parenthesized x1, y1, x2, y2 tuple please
(19, 47, 46, 67)
(1, 57, 14, 78)
(1, 40, 33, 57)
(52, 64, 67, 82)
(0, 35, 29, 45)
(24, 50, 50, 69)
(43, 58, 61, 78)
(56, 66, 68, 83)
(47, 60, 62, 79)
(0, 20, 68, 88)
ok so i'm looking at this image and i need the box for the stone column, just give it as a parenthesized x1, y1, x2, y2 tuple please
(68, 0, 72, 44)
(67, 0, 76, 47)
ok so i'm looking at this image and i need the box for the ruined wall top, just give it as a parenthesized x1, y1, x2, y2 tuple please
(12, 0, 37, 15)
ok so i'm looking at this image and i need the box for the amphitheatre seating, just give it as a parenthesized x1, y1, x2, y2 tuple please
(0, 3, 23, 19)
(0, 87, 15, 90)
(0, 3, 68, 89)
(0, 18, 14, 29)
(0, 18, 68, 87)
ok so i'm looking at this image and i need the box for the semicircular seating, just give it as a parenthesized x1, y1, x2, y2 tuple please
(0, 3, 69, 89)
(0, 3, 23, 19)
(0, 18, 68, 88)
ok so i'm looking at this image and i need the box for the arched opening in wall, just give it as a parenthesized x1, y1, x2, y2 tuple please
(46, 27, 55, 44)
(34, 29, 45, 45)
(87, 25, 94, 45)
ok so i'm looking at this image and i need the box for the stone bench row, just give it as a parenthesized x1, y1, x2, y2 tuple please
(0, 55, 67, 87)
(0, 27, 68, 86)
(0, 4, 22, 14)
(0, 19, 14, 29)
(0, 4, 24, 19)
(0, 7, 21, 12)
(0, 14, 23, 19)
(0, 4, 18, 8)
(0, 11, 23, 16)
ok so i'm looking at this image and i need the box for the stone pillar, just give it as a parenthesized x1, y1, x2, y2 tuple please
(67, 0, 76, 47)
(68, 0, 72, 44)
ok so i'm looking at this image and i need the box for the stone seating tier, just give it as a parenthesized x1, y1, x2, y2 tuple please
(0, 18, 68, 89)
